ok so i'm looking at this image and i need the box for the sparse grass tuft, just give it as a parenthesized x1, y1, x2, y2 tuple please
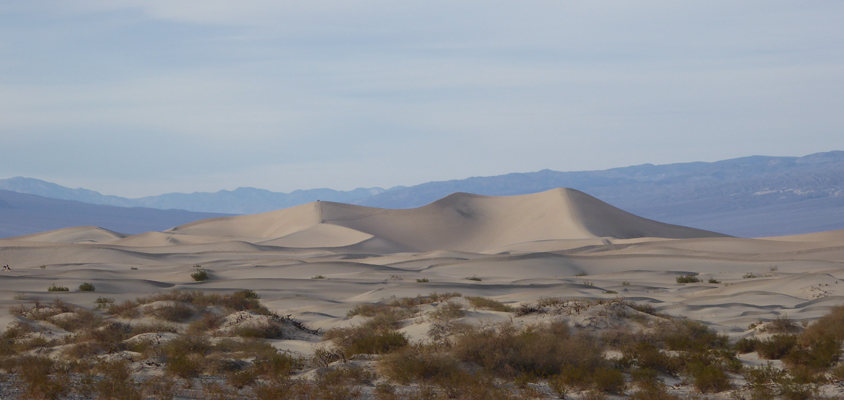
(47, 284, 69, 292)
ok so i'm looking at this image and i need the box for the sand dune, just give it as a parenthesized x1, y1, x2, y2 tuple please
(1, 188, 843, 398)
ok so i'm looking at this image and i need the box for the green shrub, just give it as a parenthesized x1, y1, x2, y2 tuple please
(676, 274, 701, 284)
(78, 282, 95, 292)
(466, 276, 482, 281)
(708, 278, 721, 284)
(47, 284, 69, 292)
(191, 269, 209, 281)
(416, 278, 429, 283)
(311, 275, 325, 279)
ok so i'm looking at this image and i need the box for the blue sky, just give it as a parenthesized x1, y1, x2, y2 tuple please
(1, 1, 843, 197)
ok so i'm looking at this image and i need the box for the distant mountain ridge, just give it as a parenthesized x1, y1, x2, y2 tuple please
(0, 190, 230, 238)
(2, 151, 843, 237)
(0, 177, 385, 214)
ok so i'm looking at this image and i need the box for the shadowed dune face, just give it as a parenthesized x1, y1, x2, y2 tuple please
(0, 188, 841, 348)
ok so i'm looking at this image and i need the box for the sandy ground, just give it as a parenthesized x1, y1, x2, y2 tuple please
(1, 188, 843, 398)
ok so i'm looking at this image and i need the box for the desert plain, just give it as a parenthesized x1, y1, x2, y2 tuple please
(2, 188, 844, 399)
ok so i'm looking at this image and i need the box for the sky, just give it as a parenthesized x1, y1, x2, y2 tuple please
(1, 1, 843, 197)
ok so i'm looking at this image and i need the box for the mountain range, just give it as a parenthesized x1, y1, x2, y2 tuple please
(1, 150, 843, 238)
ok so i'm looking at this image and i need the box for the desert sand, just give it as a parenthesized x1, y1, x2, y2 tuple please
(1, 188, 843, 398)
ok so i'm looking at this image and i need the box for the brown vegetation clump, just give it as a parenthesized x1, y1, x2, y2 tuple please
(466, 296, 513, 312)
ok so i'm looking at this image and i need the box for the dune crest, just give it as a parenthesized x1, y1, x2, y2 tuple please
(167, 188, 724, 253)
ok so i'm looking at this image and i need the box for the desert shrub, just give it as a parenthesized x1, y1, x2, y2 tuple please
(12, 356, 69, 400)
(94, 297, 114, 309)
(708, 278, 721, 284)
(687, 361, 731, 393)
(627, 302, 659, 315)
(429, 301, 465, 321)
(380, 344, 464, 385)
(387, 292, 461, 307)
(107, 300, 140, 318)
(514, 303, 541, 317)
(218, 290, 272, 315)
(96, 360, 143, 400)
(756, 334, 798, 360)
(744, 273, 759, 279)
(783, 336, 842, 370)
(454, 321, 605, 379)
(143, 376, 177, 400)
(324, 325, 409, 357)
(466, 296, 513, 312)
(735, 337, 759, 354)
(191, 269, 209, 281)
(51, 309, 103, 332)
(188, 313, 224, 334)
(416, 278, 429, 283)
(166, 354, 204, 379)
(621, 342, 681, 375)
(466, 276, 482, 281)
(317, 365, 375, 387)
(78, 282, 95, 292)
(676, 274, 701, 284)
(800, 305, 844, 345)
(592, 367, 625, 393)
(233, 322, 286, 339)
(251, 351, 303, 380)
(766, 316, 801, 334)
(311, 275, 325, 279)
(148, 303, 195, 322)
(130, 322, 179, 335)
(653, 319, 729, 352)
(47, 284, 69, 292)
(347, 303, 388, 317)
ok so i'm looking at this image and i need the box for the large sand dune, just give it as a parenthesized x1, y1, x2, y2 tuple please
(0, 188, 843, 398)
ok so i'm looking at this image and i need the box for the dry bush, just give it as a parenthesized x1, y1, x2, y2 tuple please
(50, 309, 103, 332)
(387, 292, 461, 308)
(428, 301, 465, 321)
(686, 361, 731, 393)
(652, 318, 729, 352)
(107, 300, 140, 318)
(621, 342, 681, 375)
(801, 305, 844, 345)
(765, 315, 801, 334)
(466, 296, 513, 312)
(11, 356, 69, 400)
(380, 345, 465, 386)
(323, 324, 409, 357)
(734, 337, 759, 354)
(95, 360, 143, 400)
(188, 313, 224, 334)
(148, 302, 195, 322)
(756, 334, 798, 360)
(453, 321, 606, 380)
